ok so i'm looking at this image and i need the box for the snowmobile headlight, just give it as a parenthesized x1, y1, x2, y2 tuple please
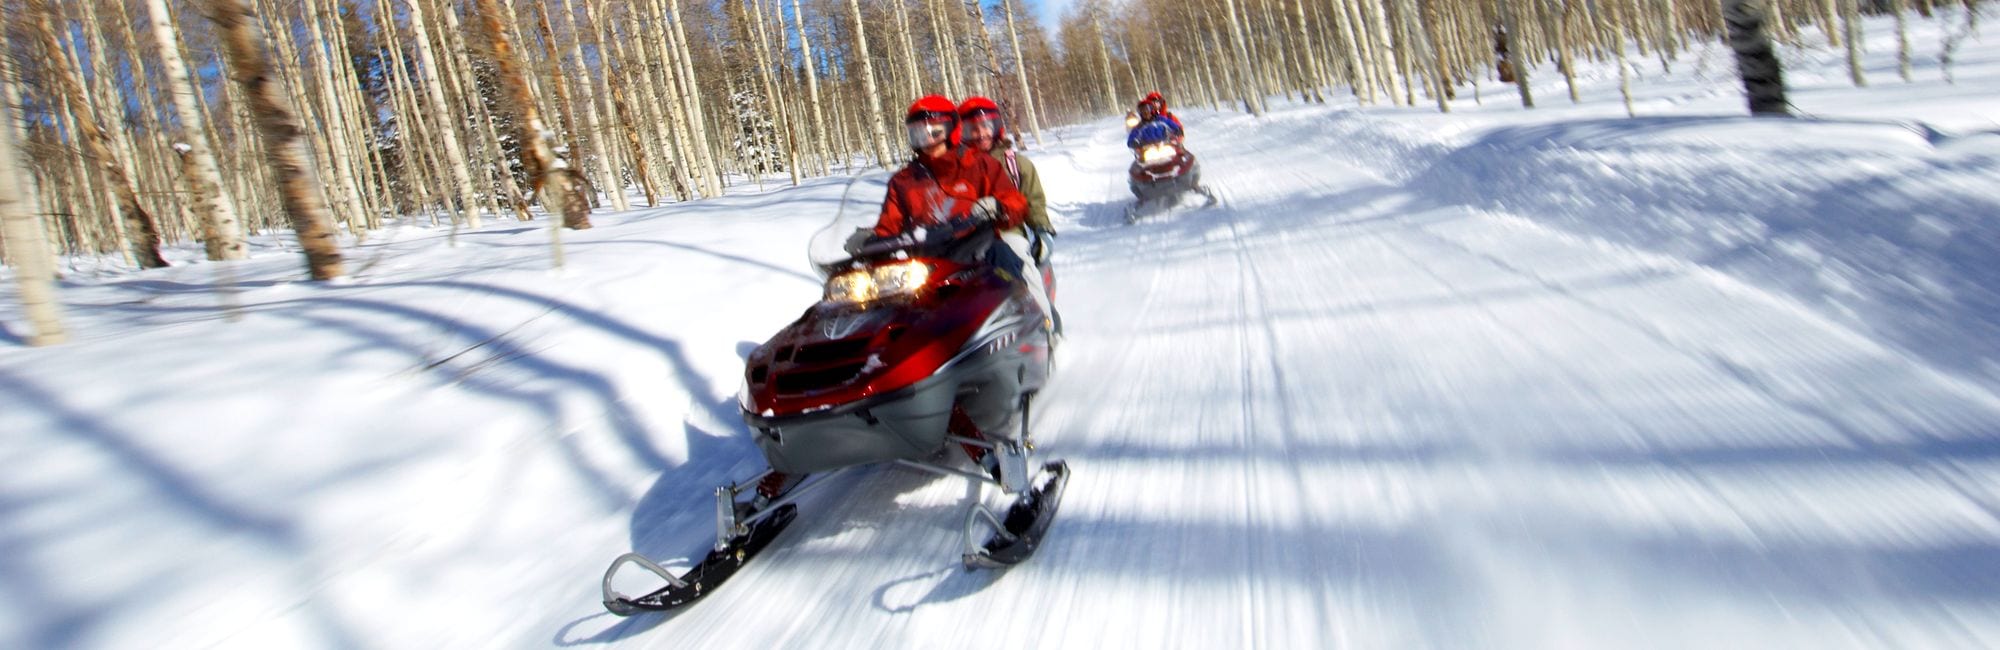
(870, 260, 930, 298)
(825, 261, 928, 305)
(1139, 143, 1177, 165)
(826, 270, 878, 304)
(1125, 113, 1140, 129)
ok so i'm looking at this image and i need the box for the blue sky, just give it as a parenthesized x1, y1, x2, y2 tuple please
(1029, 0, 1074, 28)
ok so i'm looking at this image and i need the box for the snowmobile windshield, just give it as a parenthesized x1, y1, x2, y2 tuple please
(808, 172, 898, 275)
(807, 171, 998, 277)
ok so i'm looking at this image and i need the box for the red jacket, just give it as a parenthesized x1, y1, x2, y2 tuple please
(874, 149, 1028, 238)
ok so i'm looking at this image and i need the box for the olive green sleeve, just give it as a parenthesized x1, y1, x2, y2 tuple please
(1016, 155, 1051, 233)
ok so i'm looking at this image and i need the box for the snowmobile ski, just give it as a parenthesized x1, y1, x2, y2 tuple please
(602, 504, 798, 616)
(964, 460, 1071, 569)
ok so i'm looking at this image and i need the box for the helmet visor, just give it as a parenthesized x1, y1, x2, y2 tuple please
(906, 115, 952, 150)
(958, 112, 1003, 147)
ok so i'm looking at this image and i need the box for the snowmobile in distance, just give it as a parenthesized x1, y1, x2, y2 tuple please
(1125, 121, 1216, 222)
(601, 178, 1069, 616)
(1125, 130, 1215, 220)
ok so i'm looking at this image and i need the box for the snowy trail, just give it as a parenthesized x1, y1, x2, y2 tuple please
(581, 110, 2000, 648)
(8, 22, 2000, 647)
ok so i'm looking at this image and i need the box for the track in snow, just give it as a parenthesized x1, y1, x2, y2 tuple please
(591, 112, 2000, 648)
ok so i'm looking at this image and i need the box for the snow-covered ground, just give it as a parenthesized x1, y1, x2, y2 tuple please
(4, 13, 1999, 649)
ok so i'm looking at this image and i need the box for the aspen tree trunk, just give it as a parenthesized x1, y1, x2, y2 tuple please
(556, 0, 630, 211)
(1551, 0, 1581, 102)
(75, 0, 166, 262)
(929, 0, 964, 97)
(1841, 0, 1867, 86)
(846, 0, 895, 167)
(1386, 0, 1418, 105)
(1116, 32, 1143, 100)
(1893, 0, 1913, 81)
(113, 0, 193, 242)
(892, 0, 924, 96)
(1330, 0, 1375, 103)
(470, 0, 594, 235)
(424, 0, 517, 221)
(579, 6, 659, 205)
(1821, 0, 1843, 46)
(68, 1, 129, 258)
(1412, 0, 1451, 112)
(143, 0, 247, 261)
(968, 0, 1004, 94)
(530, 2, 601, 208)
(202, 0, 345, 280)
(793, 0, 838, 168)
(1223, 0, 1268, 113)
(1500, 0, 1535, 107)
(1363, 0, 1409, 105)
(291, 0, 370, 236)
(749, 0, 802, 186)
(1093, 8, 1120, 112)
(1608, 0, 1635, 115)
(665, 0, 725, 196)
(1724, 0, 1792, 115)
(488, 0, 560, 218)
(1767, 0, 1790, 44)
(619, 0, 694, 200)
(1000, 0, 1044, 144)
(402, 0, 482, 230)
(1289, 0, 1327, 102)
(381, 6, 451, 221)
(1197, 8, 1242, 110)
(323, 0, 389, 228)
(0, 105, 66, 345)
(31, 0, 170, 268)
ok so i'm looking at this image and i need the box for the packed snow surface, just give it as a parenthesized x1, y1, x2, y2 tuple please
(4, 14, 1999, 649)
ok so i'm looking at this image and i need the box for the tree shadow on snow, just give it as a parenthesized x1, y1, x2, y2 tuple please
(0, 367, 371, 649)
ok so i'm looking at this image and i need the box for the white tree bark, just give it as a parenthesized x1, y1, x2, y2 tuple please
(792, 0, 836, 171)
(145, 0, 247, 260)
(846, 0, 895, 166)
(0, 108, 66, 345)
(202, 0, 347, 279)
(1000, 0, 1044, 144)
(401, 0, 483, 230)
(1092, 3, 1120, 112)
(1842, 0, 1867, 86)
(557, 0, 630, 210)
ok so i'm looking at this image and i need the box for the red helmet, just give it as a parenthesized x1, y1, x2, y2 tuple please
(904, 95, 957, 151)
(1136, 100, 1158, 120)
(956, 96, 1005, 149)
(1144, 91, 1167, 113)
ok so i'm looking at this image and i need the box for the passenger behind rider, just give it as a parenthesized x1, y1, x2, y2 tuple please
(958, 95, 1058, 331)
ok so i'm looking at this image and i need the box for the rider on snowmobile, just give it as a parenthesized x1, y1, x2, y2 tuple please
(1127, 101, 1179, 149)
(957, 98, 1049, 238)
(1142, 91, 1184, 138)
(959, 95, 1058, 332)
(752, 96, 1031, 504)
(873, 95, 1028, 239)
(873, 95, 1049, 326)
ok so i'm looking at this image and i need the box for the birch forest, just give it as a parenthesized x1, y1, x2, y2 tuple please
(0, 0, 1987, 293)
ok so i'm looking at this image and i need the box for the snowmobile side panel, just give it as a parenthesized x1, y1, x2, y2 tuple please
(746, 310, 1046, 475)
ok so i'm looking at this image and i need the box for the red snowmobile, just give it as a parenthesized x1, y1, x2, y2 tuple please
(1126, 121, 1217, 221)
(601, 178, 1069, 615)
